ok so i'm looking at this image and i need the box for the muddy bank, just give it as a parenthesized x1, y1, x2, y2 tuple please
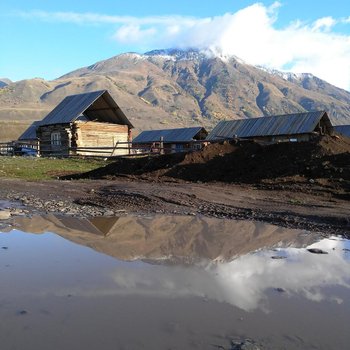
(0, 177, 349, 236)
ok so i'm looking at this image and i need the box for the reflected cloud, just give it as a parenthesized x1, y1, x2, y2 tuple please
(105, 237, 350, 311)
(3, 215, 350, 313)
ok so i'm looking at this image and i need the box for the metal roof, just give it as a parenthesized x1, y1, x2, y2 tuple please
(18, 121, 41, 140)
(207, 111, 331, 141)
(133, 127, 207, 143)
(39, 90, 133, 128)
(334, 125, 350, 137)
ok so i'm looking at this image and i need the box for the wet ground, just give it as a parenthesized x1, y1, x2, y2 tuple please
(1, 214, 350, 350)
(0, 178, 349, 236)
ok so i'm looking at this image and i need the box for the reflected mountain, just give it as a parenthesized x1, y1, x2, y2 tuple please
(1, 218, 350, 349)
(8, 214, 318, 262)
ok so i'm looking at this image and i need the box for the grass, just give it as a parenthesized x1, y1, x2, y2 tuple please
(288, 198, 304, 205)
(0, 156, 109, 180)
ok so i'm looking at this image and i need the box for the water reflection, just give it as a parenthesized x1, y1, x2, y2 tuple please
(3, 215, 350, 311)
(1, 215, 350, 349)
(9, 214, 318, 261)
(72, 236, 350, 312)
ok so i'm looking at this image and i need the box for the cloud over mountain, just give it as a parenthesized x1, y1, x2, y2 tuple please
(18, 2, 350, 90)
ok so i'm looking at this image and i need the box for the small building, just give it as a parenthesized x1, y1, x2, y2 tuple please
(36, 90, 133, 156)
(334, 125, 350, 138)
(206, 111, 333, 143)
(132, 127, 208, 153)
(18, 121, 41, 142)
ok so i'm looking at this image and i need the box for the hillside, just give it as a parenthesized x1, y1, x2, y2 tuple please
(1, 49, 350, 141)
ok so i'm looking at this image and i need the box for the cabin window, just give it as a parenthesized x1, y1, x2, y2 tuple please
(51, 132, 61, 146)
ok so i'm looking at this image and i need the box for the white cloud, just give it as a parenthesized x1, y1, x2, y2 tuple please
(114, 25, 157, 43)
(312, 16, 337, 31)
(18, 3, 350, 90)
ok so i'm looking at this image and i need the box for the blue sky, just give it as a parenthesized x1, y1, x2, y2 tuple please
(1, 1, 350, 90)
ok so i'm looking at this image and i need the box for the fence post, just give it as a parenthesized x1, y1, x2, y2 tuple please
(111, 141, 119, 157)
(36, 139, 41, 156)
(160, 136, 164, 155)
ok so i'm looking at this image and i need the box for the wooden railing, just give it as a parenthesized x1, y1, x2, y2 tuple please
(0, 139, 210, 158)
(0, 141, 40, 156)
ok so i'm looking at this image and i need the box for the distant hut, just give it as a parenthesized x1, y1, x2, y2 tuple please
(206, 111, 333, 143)
(334, 125, 350, 138)
(132, 127, 208, 154)
(36, 90, 133, 156)
(18, 121, 41, 142)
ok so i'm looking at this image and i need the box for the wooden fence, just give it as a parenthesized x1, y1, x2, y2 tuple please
(0, 139, 210, 158)
(0, 140, 40, 156)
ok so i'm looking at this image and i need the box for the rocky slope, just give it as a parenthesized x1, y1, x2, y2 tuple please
(1, 49, 350, 138)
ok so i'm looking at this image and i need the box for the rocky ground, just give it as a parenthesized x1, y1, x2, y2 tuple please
(0, 176, 349, 236)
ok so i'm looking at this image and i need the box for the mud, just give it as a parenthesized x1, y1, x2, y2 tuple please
(0, 177, 349, 236)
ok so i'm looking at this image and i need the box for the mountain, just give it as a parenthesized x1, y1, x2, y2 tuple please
(0, 78, 11, 88)
(0, 49, 350, 140)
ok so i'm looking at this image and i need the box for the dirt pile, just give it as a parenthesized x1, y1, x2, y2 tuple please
(68, 135, 350, 188)
(174, 134, 350, 184)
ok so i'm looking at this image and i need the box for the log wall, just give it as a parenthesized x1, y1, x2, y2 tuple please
(72, 121, 130, 156)
(37, 124, 71, 156)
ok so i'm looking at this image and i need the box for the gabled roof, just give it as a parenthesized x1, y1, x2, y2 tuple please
(18, 121, 41, 140)
(39, 90, 133, 128)
(133, 127, 207, 143)
(334, 125, 350, 137)
(207, 111, 332, 141)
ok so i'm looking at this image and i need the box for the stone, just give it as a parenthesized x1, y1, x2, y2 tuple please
(231, 339, 261, 350)
(307, 248, 328, 254)
(0, 210, 11, 220)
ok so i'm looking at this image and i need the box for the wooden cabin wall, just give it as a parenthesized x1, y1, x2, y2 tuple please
(72, 121, 129, 156)
(317, 116, 334, 135)
(37, 124, 71, 156)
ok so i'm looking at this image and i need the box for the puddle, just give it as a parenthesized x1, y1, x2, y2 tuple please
(1, 215, 350, 349)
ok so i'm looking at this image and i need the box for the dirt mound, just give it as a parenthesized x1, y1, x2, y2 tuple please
(67, 135, 350, 187)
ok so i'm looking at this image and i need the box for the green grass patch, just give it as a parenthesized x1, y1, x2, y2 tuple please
(0, 156, 109, 180)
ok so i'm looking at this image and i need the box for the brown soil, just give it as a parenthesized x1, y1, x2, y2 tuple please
(66, 135, 350, 196)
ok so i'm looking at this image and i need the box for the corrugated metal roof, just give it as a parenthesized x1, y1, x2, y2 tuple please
(207, 111, 330, 141)
(334, 125, 350, 137)
(39, 90, 133, 127)
(133, 127, 206, 143)
(18, 121, 41, 140)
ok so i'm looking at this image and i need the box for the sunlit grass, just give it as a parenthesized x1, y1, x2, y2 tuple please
(0, 156, 109, 180)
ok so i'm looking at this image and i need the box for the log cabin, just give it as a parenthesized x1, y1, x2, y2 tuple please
(206, 111, 333, 143)
(132, 127, 208, 154)
(334, 125, 350, 138)
(36, 90, 133, 156)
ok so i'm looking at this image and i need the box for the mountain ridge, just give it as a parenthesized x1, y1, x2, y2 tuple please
(0, 48, 349, 141)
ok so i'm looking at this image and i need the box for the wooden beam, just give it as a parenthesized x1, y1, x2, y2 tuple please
(88, 107, 121, 112)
